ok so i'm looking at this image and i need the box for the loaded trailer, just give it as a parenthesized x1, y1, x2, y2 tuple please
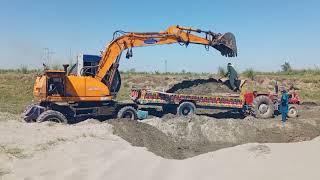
(130, 88, 300, 119)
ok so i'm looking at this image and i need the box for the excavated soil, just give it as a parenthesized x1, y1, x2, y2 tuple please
(166, 78, 237, 95)
(109, 106, 320, 159)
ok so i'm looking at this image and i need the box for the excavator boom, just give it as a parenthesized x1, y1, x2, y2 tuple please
(95, 25, 237, 85)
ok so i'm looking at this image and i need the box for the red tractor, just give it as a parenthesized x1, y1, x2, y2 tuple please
(243, 90, 300, 118)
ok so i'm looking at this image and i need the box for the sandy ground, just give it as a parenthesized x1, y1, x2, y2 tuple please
(1, 105, 320, 180)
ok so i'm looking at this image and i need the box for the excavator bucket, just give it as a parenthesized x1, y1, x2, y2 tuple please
(211, 32, 237, 57)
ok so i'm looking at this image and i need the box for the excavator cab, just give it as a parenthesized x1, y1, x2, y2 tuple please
(47, 71, 65, 96)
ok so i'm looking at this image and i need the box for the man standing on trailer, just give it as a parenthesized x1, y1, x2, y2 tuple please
(226, 63, 239, 91)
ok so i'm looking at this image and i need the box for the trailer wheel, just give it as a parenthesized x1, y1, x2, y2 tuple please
(288, 105, 298, 118)
(117, 106, 137, 120)
(177, 102, 196, 117)
(252, 95, 274, 119)
(36, 110, 68, 123)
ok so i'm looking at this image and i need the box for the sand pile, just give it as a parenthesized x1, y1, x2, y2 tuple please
(109, 110, 320, 159)
(166, 78, 236, 95)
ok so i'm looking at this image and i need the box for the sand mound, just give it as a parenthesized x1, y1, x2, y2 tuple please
(166, 78, 236, 95)
(109, 110, 320, 159)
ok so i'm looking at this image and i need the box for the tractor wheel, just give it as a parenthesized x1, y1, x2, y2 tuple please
(117, 106, 137, 120)
(177, 102, 196, 117)
(252, 95, 274, 119)
(36, 110, 68, 123)
(288, 105, 298, 118)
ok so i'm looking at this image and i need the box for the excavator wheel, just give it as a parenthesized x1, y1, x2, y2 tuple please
(36, 110, 68, 123)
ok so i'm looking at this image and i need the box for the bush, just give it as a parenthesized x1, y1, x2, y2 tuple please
(242, 68, 255, 80)
(19, 65, 28, 74)
(50, 64, 62, 70)
(217, 66, 226, 78)
(281, 62, 292, 72)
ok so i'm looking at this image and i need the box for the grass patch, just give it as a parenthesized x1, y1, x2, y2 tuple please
(0, 145, 26, 158)
(1, 68, 320, 115)
(36, 138, 67, 151)
(0, 72, 35, 114)
(0, 168, 10, 177)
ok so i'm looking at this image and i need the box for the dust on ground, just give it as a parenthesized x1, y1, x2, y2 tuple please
(109, 105, 320, 159)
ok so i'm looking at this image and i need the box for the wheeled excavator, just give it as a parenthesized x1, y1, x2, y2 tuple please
(23, 25, 237, 123)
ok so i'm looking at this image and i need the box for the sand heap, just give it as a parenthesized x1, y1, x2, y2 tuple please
(109, 109, 320, 160)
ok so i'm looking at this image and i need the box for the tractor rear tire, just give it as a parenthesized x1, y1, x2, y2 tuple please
(117, 106, 137, 120)
(252, 95, 274, 119)
(177, 102, 196, 117)
(36, 110, 68, 123)
(288, 105, 298, 118)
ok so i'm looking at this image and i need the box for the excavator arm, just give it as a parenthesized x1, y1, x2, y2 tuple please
(95, 25, 237, 88)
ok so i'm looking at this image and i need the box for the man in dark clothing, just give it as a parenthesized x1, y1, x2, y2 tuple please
(280, 88, 289, 123)
(226, 63, 238, 91)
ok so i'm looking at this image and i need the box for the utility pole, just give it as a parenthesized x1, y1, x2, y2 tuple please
(164, 59, 167, 73)
(44, 48, 55, 66)
(69, 48, 73, 64)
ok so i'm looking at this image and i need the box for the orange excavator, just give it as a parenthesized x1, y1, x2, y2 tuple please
(23, 25, 237, 123)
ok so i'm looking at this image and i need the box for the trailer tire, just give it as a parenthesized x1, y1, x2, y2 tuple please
(117, 106, 137, 120)
(177, 102, 196, 117)
(36, 110, 68, 123)
(252, 95, 274, 119)
(288, 105, 298, 118)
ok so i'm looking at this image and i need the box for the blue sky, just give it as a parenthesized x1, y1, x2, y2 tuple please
(0, 0, 319, 72)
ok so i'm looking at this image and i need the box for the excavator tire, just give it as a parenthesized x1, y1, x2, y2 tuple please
(36, 110, 68, 123)
(117, 106, 137, 120)
(252, 95, 274, 119)
(22, 104, 37, 122)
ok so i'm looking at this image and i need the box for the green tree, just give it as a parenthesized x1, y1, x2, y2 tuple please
(281, 62, 292, 72)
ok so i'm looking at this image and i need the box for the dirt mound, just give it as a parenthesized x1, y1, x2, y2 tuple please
(166, 78, 236, 95)
(109, 119, 235, 159)
(109, 111, 320, 159)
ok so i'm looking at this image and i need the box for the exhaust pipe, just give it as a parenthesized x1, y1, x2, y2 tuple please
(63, 64, 69, 75)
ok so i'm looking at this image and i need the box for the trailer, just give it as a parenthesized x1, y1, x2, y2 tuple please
(130, 88, 300, 119)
